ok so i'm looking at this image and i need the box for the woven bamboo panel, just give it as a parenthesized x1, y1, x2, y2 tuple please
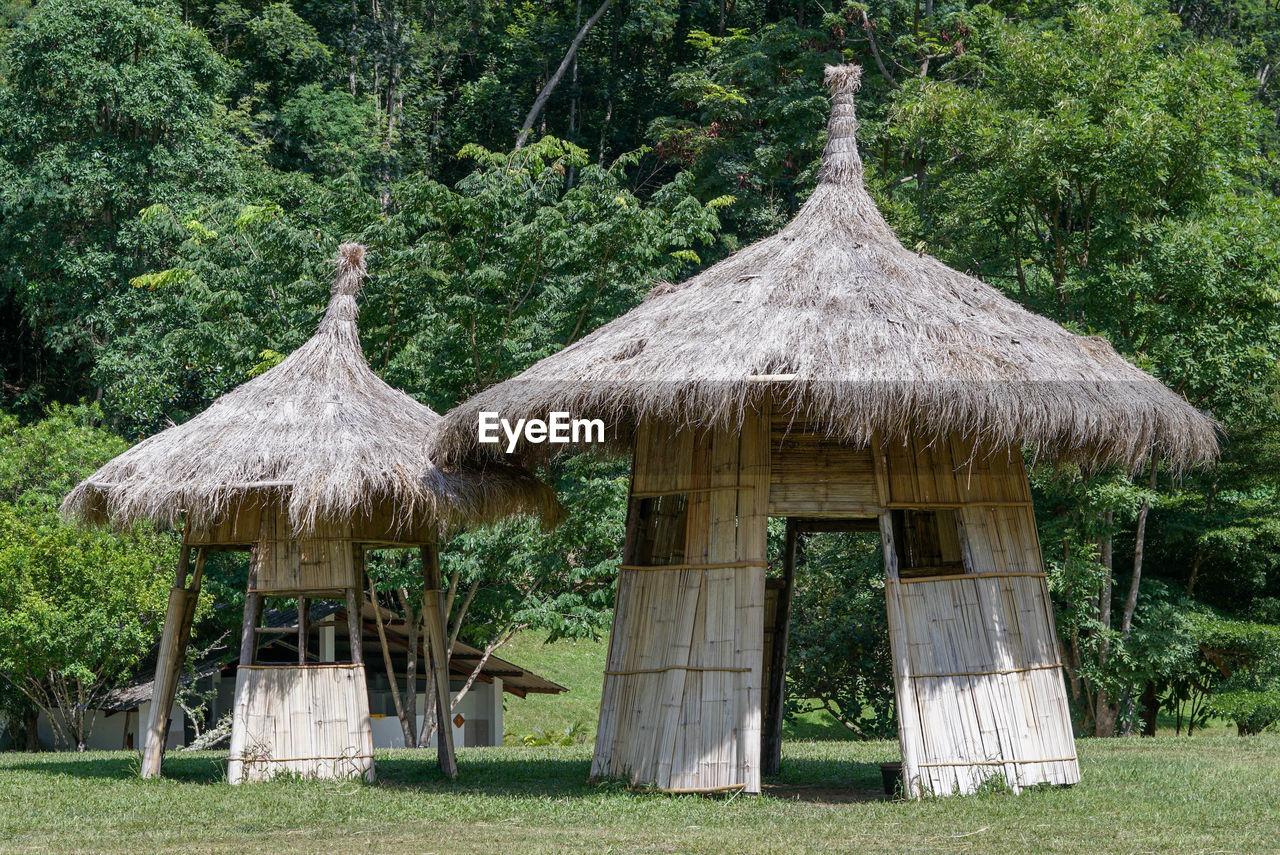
(185, 494, 437, 547)
(226, 664, 375, 784)
(251, 510, 357, 593)
(886, 523, 1078, 796)
(881, 434, 1031, 506)
(768, 417, 879, 516)
(594, 407, 768, 793)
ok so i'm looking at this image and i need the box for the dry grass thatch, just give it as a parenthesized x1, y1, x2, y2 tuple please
(63, 244, 562, 534)
(437, 64, 1218, 471)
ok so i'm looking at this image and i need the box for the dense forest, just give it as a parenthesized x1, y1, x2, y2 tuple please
(3, 0, 1280, 748)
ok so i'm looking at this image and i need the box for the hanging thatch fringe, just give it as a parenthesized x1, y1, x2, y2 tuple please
(63, 243, 562, 534)
(436, 64, 1218, 473)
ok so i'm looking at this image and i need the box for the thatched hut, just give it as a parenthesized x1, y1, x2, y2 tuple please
(64, 244, 560, 783)
(436, 66, 1218, 797)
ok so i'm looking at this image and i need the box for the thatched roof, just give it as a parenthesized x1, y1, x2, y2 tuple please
(63, 244, 562, 533)
(437, 65, 1217, 471)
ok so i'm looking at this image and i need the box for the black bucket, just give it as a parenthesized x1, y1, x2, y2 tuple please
(879, 761, 903, 797)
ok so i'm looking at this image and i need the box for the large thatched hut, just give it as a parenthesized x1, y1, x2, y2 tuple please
(64, 244, 560, 783)
(437, 66, 1218, 797)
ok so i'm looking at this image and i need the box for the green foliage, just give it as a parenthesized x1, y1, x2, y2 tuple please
(369, 137, 724, 407)
(1207, 689, 1280, 735)
(441, 455, 627, 646)
(0, 0, 235, 406)
(649, 21, 837, 242)
(784, 533, 896, 739)
(1, 0, 1280, 747)
(0, 405, 178, 749)
(1192, 615, 1280, 734)
(0, 405, 125, 511)
(510, 721, 590, 746)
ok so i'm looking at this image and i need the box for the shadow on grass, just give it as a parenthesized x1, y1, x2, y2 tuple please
(764, 753, 890, 803)
(382, 748, 893, 803)
(0, 745, 892, 803)
(0, 751, 228, 784)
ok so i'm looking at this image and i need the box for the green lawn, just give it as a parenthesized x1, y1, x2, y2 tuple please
(5, 636, 1274, 853)
(1, 736, 1278, 854)
(500, 633, 609, 741)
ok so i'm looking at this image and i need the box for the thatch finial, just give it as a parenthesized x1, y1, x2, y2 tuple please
(333, 243, 367, 296)
(319, 242, 368, 332)
(820, 64, 865, 187)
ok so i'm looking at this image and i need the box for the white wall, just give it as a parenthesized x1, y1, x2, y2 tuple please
(368, 679, 503, 748)
(35, 701, 184, 751)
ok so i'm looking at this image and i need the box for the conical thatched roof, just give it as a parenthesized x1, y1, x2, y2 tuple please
(64, 244, 561, 533)
(438, 65, 1217, 471)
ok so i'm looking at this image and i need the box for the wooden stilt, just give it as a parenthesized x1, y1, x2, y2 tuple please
(297, 597, 310, 665)
(239, 557, 262, 667)
(141, 545, 205, 778)
(345, 587, 363, 665)
(762, 521, 798, 777)
(421, 544, 457, 778)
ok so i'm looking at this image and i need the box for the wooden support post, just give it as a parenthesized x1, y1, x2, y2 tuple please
(345, 587, 363, 665)
(421, 544, 458, 778)
(762, 520, 798, 777)
(141, 545, 205, 778)
(240, 553, 262, 667)
(297, 597, 310, 665)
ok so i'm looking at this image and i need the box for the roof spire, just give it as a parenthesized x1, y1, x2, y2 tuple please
(819, 64, 865, 187)
(320, 242, 367, 332)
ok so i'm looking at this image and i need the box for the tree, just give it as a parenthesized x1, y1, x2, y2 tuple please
(0, 0, 235, 413)
(0, 405, 178, 750)
(367, 135, 726, 408)
(783, 531, 897, 739)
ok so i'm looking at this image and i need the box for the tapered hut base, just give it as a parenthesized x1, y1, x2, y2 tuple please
(227, 664, 375, 783)
(593, 415, 768, 793)
(593, 410, 1079, 796)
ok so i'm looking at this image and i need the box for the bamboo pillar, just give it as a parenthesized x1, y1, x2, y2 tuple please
(593, 406, 770, 793)
(762, 520, 798, 777)
(297, 598, 310, 664)
(876, 434, 1080, 796)
(141, 545, 205, 778)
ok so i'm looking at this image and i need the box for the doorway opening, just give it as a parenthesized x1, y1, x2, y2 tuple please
(762, 517, 896, 787)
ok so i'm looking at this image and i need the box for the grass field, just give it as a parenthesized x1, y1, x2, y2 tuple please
(4, 634, 1275, 854)
(1, 736, 1278, 854)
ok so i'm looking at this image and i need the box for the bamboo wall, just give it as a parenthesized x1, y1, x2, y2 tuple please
(185, 496, 437, 548)
(596, 414, 1079, 797)
(227, 664, 375, 783)
(876, 436, 1079, 796)
(592, 407, 769, 793)
(249, 511, 358, 593)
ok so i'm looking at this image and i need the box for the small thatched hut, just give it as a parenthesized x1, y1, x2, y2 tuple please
(64, 244, 560, 783)
(437, 66, 1218, 797)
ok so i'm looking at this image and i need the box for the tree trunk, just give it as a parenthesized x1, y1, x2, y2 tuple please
(22, 705, 39, 752)
(1121, 456, 1160, 640)
(1140, 682, 1159, 737)
(1095, 510, 1117, 737)
(399, 589, 420, 748)
(369, 579, 413, 747)
(515, 0, 614, 149)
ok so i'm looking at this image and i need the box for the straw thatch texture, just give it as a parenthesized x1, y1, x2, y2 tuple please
(438, 64, 1217, 471)
(63, 244, 561, 534)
